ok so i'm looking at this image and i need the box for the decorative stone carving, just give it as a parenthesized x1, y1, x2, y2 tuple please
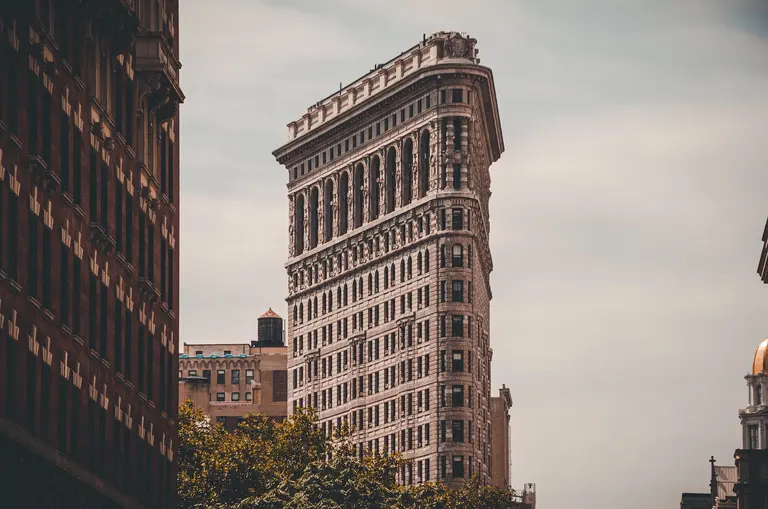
(332, 174, 340, 238)
(317, 183, 325, 246)
(445, 34, 471, 59)
(288, 195, 295, 257)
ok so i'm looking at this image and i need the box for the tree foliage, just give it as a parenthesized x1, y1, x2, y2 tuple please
(177, 400, 522, 509)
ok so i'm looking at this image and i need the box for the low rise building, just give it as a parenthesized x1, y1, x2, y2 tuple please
(179, 309, 288, 429)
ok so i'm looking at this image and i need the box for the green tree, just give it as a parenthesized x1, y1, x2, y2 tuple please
(177, 400, 522, 509)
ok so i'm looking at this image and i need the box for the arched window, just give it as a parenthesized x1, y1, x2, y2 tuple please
(328, 290, 333, 312)
(343, 284, 348, 306)
(352, 279, 357, 301)
(295, 194, 305, 254)
(440, 245, 446, 268)
(375, 271, 380, 292)
(386, 147, 396, 213)
(299, 303, 303, 323)
(400, 260, 406, 282)
(322, 293, 327, 314)
(402, 137, 413, 206)
(306, 299, 311, 320)
(293, 305, 298, 324)
(419, 130, 430, 198)
(339, 172, 349, 235)
(425, 249, 430, 272)
(390, 263, 395, 284)
(417, 252, 423, 274)
(359, 277, 363, 295)
(293, 273, 298, 289)
(324, 179, 334, 242)
(384, 268, 389, 288)
(452, 244, 464, 267)
(337, 286, 342, 306)
(313, 296, 318, 317)
(353, 164, 364, 228)
(407, 256, 412, 279)
(368, 273, 373, 295)
(370, 156, 381, 220)
(309, 187, 319, 249)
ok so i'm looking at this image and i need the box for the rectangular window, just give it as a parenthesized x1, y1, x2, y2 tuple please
(452, 208, 463, 229)
(231, 392, 240, 402)
(42, 226, 52, 308)
(452, 420, 464, 442)
(451, 315, 463, 337)
(60, 112, 70, 192)
(28, 72, 39, 154)
(452, 456, 464, 478)
(28, 214, 39, 299)
(452, 351, 464, 372)
(216, 370, 225, 384)
(451, 280, 464, 302)
(452, 385, 464, 407)
(231, 369, 240, 384)
(245, 392, 252, 401)
(452, 89, 463, 103)
(216, 392, 225, 402)
(245, 369, 254, 384)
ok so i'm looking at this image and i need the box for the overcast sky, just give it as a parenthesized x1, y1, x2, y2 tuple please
(179, 1, 768, 507)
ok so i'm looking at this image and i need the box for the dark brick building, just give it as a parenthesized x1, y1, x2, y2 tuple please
(0, 1, 182, 507)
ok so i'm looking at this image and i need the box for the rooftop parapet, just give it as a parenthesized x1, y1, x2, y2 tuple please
(284, 31, 480, 142)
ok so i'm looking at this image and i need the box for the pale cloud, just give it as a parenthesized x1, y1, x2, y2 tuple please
(180, 0, 768, 507)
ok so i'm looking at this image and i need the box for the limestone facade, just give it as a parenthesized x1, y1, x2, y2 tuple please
(273, 31, 504, 486)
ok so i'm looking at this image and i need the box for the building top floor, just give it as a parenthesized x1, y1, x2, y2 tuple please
(181, 343, 287, 360)
(277, 31, 482, 144)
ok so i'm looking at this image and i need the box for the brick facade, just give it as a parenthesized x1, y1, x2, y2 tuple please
(0, 1, 182, 507)
(273, 31, 504, 487)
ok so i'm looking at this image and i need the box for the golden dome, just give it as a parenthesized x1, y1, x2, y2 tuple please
(753, 339, 768, 375)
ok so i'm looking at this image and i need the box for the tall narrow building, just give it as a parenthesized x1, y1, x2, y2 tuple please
(273, 32, 504, 485)
(0, 2, 182, 507)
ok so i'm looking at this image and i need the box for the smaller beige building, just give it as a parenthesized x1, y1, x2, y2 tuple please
(490, 385, 513, 489)
(179, 309, 289, 430)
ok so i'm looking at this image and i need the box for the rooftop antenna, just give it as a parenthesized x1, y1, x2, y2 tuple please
(339, 82, 342, 95)
(423, 33, 426, 44)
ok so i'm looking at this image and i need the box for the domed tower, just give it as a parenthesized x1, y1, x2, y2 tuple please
(253, 308, 284, 347)
(740, 339, 768, 449)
